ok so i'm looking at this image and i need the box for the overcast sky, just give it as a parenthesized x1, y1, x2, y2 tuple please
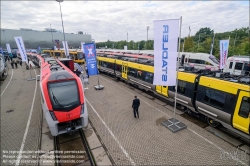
(1, 1, 249, 42)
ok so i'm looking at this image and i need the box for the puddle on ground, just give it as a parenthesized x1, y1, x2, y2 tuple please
(156, 117, 168, 126)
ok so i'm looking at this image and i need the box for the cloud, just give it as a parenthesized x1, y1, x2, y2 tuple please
(1, 1, 249, 42)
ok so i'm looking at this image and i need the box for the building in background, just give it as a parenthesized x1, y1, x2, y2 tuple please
(0, 28, 92, 49)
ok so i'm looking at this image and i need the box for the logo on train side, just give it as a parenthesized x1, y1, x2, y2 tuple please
(66, 113, 72, 119)
(86, 46, 94, 57)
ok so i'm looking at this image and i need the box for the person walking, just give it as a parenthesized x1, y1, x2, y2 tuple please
(132, 96, 140, 118)
(10, 60, 14, 69)
(14, 59, 18, 68)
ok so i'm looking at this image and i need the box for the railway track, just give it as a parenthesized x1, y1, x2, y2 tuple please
(53, 129, 96, 166)
(99, 72, 250, 150)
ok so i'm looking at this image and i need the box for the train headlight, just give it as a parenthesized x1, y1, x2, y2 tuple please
(81, 104, 84, 114)
(49, 111, 57, 121)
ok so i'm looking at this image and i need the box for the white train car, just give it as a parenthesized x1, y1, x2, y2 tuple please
(223, 56, 250, 75)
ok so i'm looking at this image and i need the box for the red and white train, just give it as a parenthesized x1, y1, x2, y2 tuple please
(28, 53, 88, 136)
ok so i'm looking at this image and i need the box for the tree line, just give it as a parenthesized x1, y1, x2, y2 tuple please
(96, 27, 249, 58)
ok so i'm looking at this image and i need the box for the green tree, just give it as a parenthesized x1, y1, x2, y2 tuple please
(184, 36, 194, 52)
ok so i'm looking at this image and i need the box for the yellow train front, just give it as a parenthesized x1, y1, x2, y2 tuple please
(96, 53, 250, 140)
(42, 49, 85, 64)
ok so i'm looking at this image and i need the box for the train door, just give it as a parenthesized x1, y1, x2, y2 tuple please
(180, 54, 185, 66)
(122, 63, 128, 79)
(232, 91, 250, 134)
(155, 86, 168, 97)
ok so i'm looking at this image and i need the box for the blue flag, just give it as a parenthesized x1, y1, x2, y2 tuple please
(82, 43, 98, 76)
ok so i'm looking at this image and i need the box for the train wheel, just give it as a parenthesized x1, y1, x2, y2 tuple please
(207, 117, 220, 128)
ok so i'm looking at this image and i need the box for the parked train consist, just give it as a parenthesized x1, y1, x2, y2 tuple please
(29, 53, 88, 136)
(97, 49, 220, 71)
(96, 52, 250, 140)
(42, 49, 85, 64)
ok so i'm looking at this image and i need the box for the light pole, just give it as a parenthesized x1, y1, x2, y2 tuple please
(147, 26, 149, 41)
(50, 24, 54, 42)
(2, 30, 7, 47)
(56, 0, 66, 43)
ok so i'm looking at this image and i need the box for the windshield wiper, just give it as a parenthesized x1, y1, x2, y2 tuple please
(51, 90, 64, 108)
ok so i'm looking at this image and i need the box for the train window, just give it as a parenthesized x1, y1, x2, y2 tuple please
(243, 63, 250, 72)
(108, 63, 114, 69)
(115, 64, 121, 72)
(238, 96, 250, 118)
(189, 59, 203, 64)
(205, 61, 211, 65)
(143, 72, 154, 84)
(235, 62, 243, 70)
(55, 52, 60, 57)
(204, 88, 227, 109)
(137, 70, 143, 79)
(48, 80, 80, 111)
(77, 52, 84, 59)
(128, 68, 136, 77)
(229, 62, 233, 69)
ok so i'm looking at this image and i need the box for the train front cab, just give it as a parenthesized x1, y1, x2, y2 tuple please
(40, 59, 88, 136)
(195, 76, 250, 139)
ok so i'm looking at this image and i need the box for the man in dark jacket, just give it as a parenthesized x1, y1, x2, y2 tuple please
(132, 96, 140, 118)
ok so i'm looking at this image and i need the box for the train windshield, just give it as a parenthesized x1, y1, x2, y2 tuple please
(77, 52, 85, 60)
(209, 55, 219, 64)
(48, 80, 80, 111)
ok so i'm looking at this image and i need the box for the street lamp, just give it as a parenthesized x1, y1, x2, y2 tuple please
(147, 26, 149, 41)
(2, 30, 7, 47)
(56, 0, 66, 43)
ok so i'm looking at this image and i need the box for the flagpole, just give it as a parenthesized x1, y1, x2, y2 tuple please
(210, 33, 215, 55)
(172, 16, 182, 125)
(160, 18, 187, 133)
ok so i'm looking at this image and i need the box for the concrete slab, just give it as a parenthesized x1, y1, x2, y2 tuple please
(42, 119, 50, 134)
(205, 126, 242, 147)
(84, 129, 102, 150)
(91, 147, 112, 166)
(39, 151, 55, 166)
(40, 132, 54, 152)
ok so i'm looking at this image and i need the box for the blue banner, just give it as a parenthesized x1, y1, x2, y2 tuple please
(82, 43, 98, 76)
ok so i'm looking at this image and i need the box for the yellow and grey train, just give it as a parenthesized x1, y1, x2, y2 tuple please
(42, 49, 85, 64)
(96, 53, 250, 140)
